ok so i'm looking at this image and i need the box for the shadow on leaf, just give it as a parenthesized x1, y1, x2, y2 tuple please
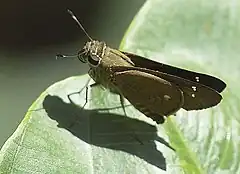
(42, 94, 174, 170)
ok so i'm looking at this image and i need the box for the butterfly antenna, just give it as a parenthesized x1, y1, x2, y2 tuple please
(56, 54, 78, 60)
(67, 9, 93, 41)
(56, 51, 86, 60)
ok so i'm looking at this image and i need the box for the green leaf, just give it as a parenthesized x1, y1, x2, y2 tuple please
(120, 0, 240, 173)
(0, 76, 173, 174)
(1, 0, 240, 173)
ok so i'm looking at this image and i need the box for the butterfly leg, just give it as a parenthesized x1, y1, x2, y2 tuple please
(119, 95, 127, 116)
(67, 86, 88, 108)
(67, 78, 91, 107)
(67, 79, 99, 128)
(119, 95, 143, 145)
(67, 87, 88, 128)
(67, 78, 100, 108)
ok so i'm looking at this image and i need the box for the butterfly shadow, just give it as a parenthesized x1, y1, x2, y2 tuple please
(42, 94, 175, 171)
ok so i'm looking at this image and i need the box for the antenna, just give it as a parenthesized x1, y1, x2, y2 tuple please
(56, 51, 87, 61)
(67, 9, 93, 41)
(56, 54, 78, 60)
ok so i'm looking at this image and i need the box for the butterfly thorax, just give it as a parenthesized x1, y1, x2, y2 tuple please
(80, 40, 134, 94)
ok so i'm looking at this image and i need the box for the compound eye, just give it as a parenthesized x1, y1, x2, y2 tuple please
(77, 50, 87, 63)
(87, 55, 101, 67)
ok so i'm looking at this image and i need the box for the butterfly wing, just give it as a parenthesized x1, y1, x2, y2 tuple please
(156, 72, 223, 110)
(112, 66, 222, 111)
(112, 69, 184, 123)
(122, 52, 226, 93)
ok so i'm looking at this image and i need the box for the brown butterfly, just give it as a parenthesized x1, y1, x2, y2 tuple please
(57, 10, 226, 124)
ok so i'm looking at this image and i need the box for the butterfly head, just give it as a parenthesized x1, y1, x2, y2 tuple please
(78, 40, 107, 67)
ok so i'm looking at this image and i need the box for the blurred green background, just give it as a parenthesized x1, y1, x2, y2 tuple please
(0, 0, 145, 148)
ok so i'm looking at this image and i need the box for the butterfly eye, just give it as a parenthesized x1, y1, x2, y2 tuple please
(87, 55, 101, 67)
(77, 50, 87, 63)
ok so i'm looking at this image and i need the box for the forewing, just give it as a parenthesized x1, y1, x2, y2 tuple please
(112, 69, 184, 123)
(122, 52, 226, 93)
(112, 66, 222, 111)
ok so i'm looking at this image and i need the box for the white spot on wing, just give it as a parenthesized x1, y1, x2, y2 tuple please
(195, 76, 200, 82)
(164, 95, 171, 101)
(191, 94, 195, 98)
(192, 86, 197, 91)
